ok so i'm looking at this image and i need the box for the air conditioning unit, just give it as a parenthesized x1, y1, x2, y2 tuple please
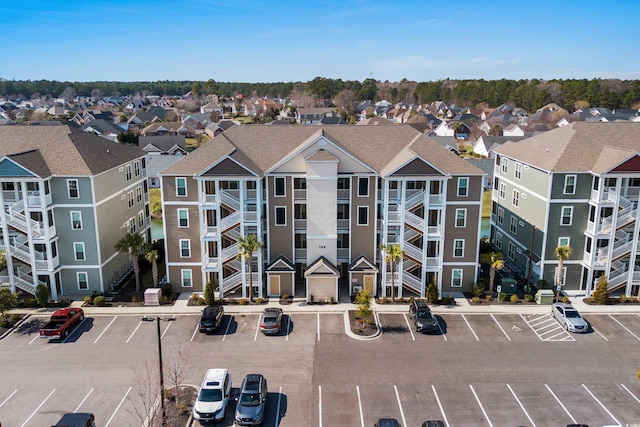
(353, 285, 362, 294)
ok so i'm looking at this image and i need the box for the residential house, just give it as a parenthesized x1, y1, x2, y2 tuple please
(141, 122, 196, 138)
(473, 136, 527, 158)
(503, 123, 525, 137)
(201, 101, 224, 115)
(141, 135, 188, 188)
(127, 106, 168, 129)
(81, 119, 125, 142)
(159, 125, 484, 301)
(204, 120, 236, 138)
(295, 108, 337, 125)
(182, 113, 213, 129)
(0, 124, 150, 299)
(491, 122, 640, 298)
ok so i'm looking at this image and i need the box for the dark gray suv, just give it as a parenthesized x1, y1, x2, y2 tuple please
(409, 299, 438, 334)
(235, 374, 268, 426)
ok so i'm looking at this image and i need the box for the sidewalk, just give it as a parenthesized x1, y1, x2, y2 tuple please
(13, 291, 640, 317)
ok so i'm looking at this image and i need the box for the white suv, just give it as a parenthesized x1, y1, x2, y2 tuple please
(193, 368, 232, 423)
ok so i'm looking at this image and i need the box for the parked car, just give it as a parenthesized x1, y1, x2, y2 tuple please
(422, 421, 446, 427)
(409, 299, 439, 333)
(52, 412, 96, 427)
(235, 374, 268, 426)
(193, 368, 232, 423)
(551, 303, 589, 333)
(38, 308, 84, 340)
(260, 307, 283, 335)
(199, 305, 224, 333)
(374, 418, 401, 427)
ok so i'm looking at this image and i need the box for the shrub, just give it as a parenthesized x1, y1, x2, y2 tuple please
(228, 298, 237, 305)
(281, 293, 290, 300)
(485, 294, 493, 302)
(330, 296, 335, 304)
(35, 284, 49, 307)
(524, 294, 534, 302)
(0, 319, 9, 328)
(407, 296, 415, 304)
(84, 295, 93, 305)
(161, 296, 168, 304)
(469, 282, 485, 298)
(510, 294, 519, 303)
(380, 296, 389, 304)
(239, 298, 249, 305)
(591, 276, 610, 304)
(561, 296, 570, 304)
(499, 292, 507, 302)
(93, 296, 106, 307)
(24, 298, 38, 308)
(256, 297, 264, 304)
(356, 288, 372, 319)
(204, 281, 215, 306)
(131, 294, 140, 303)
(310, 295, 315, 303)
(161, 283, 173, 298)
(619, 295, 628, 304)
(425, 281, 439, 303)
(59, 298, 71, 307)
(471, 296, 481, 304)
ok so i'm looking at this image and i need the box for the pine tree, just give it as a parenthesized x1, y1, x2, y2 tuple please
(591, 276, 609, 305)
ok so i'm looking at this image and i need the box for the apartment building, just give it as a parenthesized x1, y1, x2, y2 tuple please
(160, 125, 484, 301)
(491, 122, 640, 297)
(0, 125, 150, 300)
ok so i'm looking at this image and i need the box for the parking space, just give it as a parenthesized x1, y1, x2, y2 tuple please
(378, 313, 413, 342)
(585, 314, 640, 342)
(316, 313, 345, 340)
(436, 314, 478, 342)
(431, 383, 489, 426)
(489, 314, 539, 342)
(394, 384, 446, 427)
(521, 313, 575, 341)
(462, 314, 512, 342)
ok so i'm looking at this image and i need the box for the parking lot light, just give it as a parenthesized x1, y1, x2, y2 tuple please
(141, 315, 175, 426)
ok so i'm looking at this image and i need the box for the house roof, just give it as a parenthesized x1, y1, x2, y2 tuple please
(81, 119, 124, 136)
(133, 106, 168, 123)
(160, 125, 483, 178)
(139, 135, 186, 153)
(494, 122, 640, 173)
(0, 124, 145, 177)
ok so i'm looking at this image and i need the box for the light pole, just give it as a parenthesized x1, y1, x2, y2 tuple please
(142, 315, 175, 426)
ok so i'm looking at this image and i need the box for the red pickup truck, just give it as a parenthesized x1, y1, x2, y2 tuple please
(38, 308, 85, 340)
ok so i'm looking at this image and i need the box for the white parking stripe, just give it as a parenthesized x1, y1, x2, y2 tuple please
(431, 385, 449, 427)
(507, 384, 536, 427)
(105, 386, 131, 427)
(394, 385, 407, 427)
(286, 314, 291, 341)
(28, 333, 39, 345)
(0, 389, 17, 408)
(469, 385, 493, 427)
(222, 315, 232, 341)
(356, 385, 365, 427)
(21, 388, 55, 427)
(490, 314, 511, 341)
(317, 313, 320, 341)
(93, 316, 117, 344)
(582, 384, 622, 425)
(461, 314, 479, 341)
(402, 313, 416, 341)
(545, 384, 577, 424)
(275, 385, 283, 425)
(74, 387, 93, 412)
(126, 320, 144, 343)
(621, 383, 640, 404)
(190, 323, 199, 342)
(521, 314, 574, 341)
(160, 320, 172, 339)
(63, 317, 88, 343)
(591, 326, 609, 341)
(436, 316, 447, 341)
(318, 385, 323, 427)
(254, 314, 261, 341)
(608, 314, 640, 340)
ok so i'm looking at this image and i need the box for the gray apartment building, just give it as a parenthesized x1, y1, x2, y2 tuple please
(160, 125, 484, 301)
(0, 125, 151, 300)
(491, 122, 640, 298)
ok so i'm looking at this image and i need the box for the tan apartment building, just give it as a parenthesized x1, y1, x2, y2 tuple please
(160, 125, 484, 301)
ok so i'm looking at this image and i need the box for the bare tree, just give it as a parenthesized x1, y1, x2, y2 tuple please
(334, 89, 357, 115)
(127, 362, 160, 427)
(61, 86, 76, 103)
(165, 341, 193, 405)
(90, 88, 103, 100)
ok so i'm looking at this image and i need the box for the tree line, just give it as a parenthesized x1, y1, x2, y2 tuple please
(1, 77, 639, 112)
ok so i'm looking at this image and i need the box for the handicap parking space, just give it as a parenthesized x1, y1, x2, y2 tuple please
(489, 314, 540, 342)
(521, 313, 574, 341)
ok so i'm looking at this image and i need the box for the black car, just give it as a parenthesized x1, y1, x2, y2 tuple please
(409, 299, 438, 333)
(421, 421, 446, 427)
(52, 413, 96, 427)
(374, 418, 401, 427)
(199, 305, 224, 333)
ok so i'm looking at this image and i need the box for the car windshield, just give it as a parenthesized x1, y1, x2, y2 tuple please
(264, 317, 278, 323)
(198, 388, 222, 402)
(565, 310, 581, 318)
(239, 393, 261, 406)
(417, 310, 433, 319)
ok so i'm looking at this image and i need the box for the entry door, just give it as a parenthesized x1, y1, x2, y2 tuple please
(269, 276, 280, 296)
(364, 275, 374, 293)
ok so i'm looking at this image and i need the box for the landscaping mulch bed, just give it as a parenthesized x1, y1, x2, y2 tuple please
(348, 310, 377, 336)
(155, 385, 197, 427)
(582, 297, 640, 305)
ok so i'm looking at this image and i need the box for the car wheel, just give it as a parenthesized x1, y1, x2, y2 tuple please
(80, 314, 85, 321)
(63, 329, 69, 338)
(564, 323, 568, 331)
(551, 311, 555, 318)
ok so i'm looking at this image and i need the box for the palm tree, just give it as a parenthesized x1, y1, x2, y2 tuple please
(145, 249, 159, 288)
(480, 251, 504, 294)
(238, 234, 262, 303)
(380, 243, 405, 302)
(114, 232, 146, 293)
(554, 245, 572, 303)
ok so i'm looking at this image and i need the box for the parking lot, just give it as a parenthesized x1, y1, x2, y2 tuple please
(1, 311, 639, 426)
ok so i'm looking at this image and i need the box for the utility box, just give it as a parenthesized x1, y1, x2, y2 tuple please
(144, 288, 161, 306)
(535, 289, 554, 305)
(500, 278, 518, 294)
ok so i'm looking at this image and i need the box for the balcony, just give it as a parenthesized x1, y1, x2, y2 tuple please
(294, 189, 306, 201)
(337, 189, 350, 200)
(294, 219, 306, 230)
(337, 248, 349, 260)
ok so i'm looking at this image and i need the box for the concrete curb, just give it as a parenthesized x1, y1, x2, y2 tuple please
(342, 311, 381, 341)
(0, 313, 31, 340)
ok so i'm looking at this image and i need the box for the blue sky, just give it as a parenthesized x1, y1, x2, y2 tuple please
(1, 0, 639, 83)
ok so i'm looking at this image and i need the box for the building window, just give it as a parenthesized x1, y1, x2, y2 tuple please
(275, 177, 286, 197)
(180, 239, 191, 258)
(70, 211, 82, 230)
(457, 177, 468, 197)
(510, 216, 517, 234)
(561, 206, 573, 226)
(564, 175, 576, 195)
(178, 208, 189, 227)
(499, 182, 506, 199)
(452, 269, 463, 287)
(133, 160, 141, 177)
(275, 206, 286, 226)
(514, 162, 522, 180)
(125, 164, 132, 181)
(507, 242, 515, 260)
(358, 177, 369, 197)
(135, 186, 142, 203)
(77, 272, 88, 290)
(129, 218, 136, 233)
(357, 206, 368, 226)
(455, 208, 467, 227)
(512, 190, 520, 207)
(501, 158, 508, 174)
(67, 179, 79, 198)
(74, 242, 85, 261)
(176, 177, 187, 197)
(453, 239, 464, 257)
(558, 237, 570, 248)
(137, 211, 144, 229)
(181, 269, 192, 287)
(496, 232, 503, 250)
(497, 207, 504, 225)
(128, 191, 134, 208)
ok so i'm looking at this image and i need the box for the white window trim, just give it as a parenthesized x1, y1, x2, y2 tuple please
(564, 175, 577, 195)
(514, 162, 522, 180)
(128, 191, 134, 209)
(178, 208, 189, 228)
(135, 186, 142, 203)
(358, 177, 370, 197)
(77, 272, 88, 290)
(357, 206, 369, 226)
(455, 208, 467, 228)
(70, 211, 82, 230)
(496, 232, 503, 250)
(275, 206, 287, 226)
(453, 239, 465, 258)
(137, 211, 144, 228)
(501, 158, 508, 173)
(512, 189, 520, 207)
(561, 206, 573, 226)
(510, 216, 517, 234)
(274, 177, 286, 197)
(507, 242, 516, 260)
(457, 177, 469, 197)
(133, 160, 141, 177)
(451, 269, 463, 287)
(179, 239, 191, 258)
(125, 164, 132, 181)
(67, 179, 79, 199)
(558, 237, 571, 248)
(181, 269, 193, 288)
(499, 182, 506, 199)
(497, 207, 504, 225)
(176, 177, 187, 197)
(74, 242, 86, 261)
